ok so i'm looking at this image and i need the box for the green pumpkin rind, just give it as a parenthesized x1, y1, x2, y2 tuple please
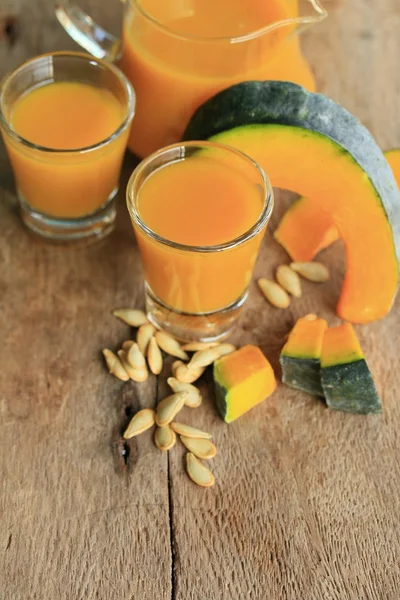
(280, 356, 324, 398)
(183, 80, 400, 265)
(213, 375, 229, 422)
(321, 360, 382, 414)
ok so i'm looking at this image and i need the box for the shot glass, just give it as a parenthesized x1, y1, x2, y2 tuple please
(126, 141, 274, 342)
(0, 52, 135, 242)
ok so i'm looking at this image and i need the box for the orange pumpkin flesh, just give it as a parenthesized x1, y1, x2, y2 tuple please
(274, 196, 339, 261)
(275, 148, 400, 262)
(281, 314, 328, 360)
(320, 323, 364, 368)
(213, 345, 277, 423)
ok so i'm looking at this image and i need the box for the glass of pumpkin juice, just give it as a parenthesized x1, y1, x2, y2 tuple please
(0, 52, 135, 242)
(126, 142, 274, 341)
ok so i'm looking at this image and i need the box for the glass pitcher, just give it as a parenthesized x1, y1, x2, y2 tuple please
(56, 0, 327, 158)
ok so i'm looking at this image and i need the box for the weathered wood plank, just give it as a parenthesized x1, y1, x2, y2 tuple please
(0, 157, 172, 598)
(0, 15, 171, 590)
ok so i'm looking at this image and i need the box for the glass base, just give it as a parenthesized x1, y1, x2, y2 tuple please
(145, 283, 247, 343)
(19, 189, 117, 243)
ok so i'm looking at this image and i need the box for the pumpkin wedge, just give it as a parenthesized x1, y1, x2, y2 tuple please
(320, 323, 382, 414)
(183, 82, 400, 323)
(274, 148, 400, 262)
(280, 314, 327, 397)
(274, 196, 340, 261)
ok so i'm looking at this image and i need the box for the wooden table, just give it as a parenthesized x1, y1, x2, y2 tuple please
(1, 1, 399, 598)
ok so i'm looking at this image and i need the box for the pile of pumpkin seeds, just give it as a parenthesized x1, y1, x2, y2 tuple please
(258, 260, 330, 309)
(102, 308, 235, 487)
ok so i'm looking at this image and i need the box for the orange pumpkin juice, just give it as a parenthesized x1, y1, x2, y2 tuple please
(120, 0, 314, 157)
(130, 149, 270, 314)
(5, 81, 128, 218)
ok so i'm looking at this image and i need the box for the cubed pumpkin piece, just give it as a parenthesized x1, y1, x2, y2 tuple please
(280, 314, 327, 397)
(320, 323, 382, 414)
(213, 345, 276, 423)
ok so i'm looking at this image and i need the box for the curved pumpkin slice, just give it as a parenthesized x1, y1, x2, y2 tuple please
(274, 196, 339, 261)
(274, 148, 400, 262)
(183, 82, 400, 323)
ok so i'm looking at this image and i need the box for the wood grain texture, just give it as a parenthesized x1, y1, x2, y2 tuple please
(1, 0, 400, 598)
(0, 159, 173, 598)
(0, 16, 171, 592)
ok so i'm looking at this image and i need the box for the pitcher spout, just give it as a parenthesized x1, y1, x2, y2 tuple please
(229, 0, 328, 44)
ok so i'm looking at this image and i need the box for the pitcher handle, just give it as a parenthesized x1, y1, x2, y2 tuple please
(55, 1, 121, 62)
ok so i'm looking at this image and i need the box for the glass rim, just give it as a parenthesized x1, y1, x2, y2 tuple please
(126, 141, 274, 254)
(0, 51, 135, 155)
(130, 0, 327, 44)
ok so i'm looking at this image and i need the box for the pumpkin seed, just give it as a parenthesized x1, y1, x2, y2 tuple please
(112, 308, 149, 327)
(123, 408, 156, 439)
(155, 331, 189, 360)
(214, 343, 236, 358)
(170, 422, 211, 439)
(290, 261, 330, 282)
(276, 265, 302, 298)
(186, 453, 215, 488)
(136, 323, 156, 356)
(304, 313, 318, 321)
(171, 360, 185, 377)
(182, 341, 219, 351)
(258, 278, 291, 309)
(118, 350, 148, 382)
(122, 340, 134, 351)
(175, 363, 205, 384)
(167, 377, 202, 408)
(180, 436, 217, 459)
(188, 347, 221, 369)
(154, 425, 176, 451)
(148, 337, 163, 375)
(156, 392, 187, 427)
(103, 349, 129, 381)
(127, 342, 147, 369)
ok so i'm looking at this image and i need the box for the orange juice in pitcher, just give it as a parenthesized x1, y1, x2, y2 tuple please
(56, 0, 327, 157)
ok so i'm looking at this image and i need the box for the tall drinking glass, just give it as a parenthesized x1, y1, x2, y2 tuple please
(126, 141, 274, 342)
(0, 52, 135, 242)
